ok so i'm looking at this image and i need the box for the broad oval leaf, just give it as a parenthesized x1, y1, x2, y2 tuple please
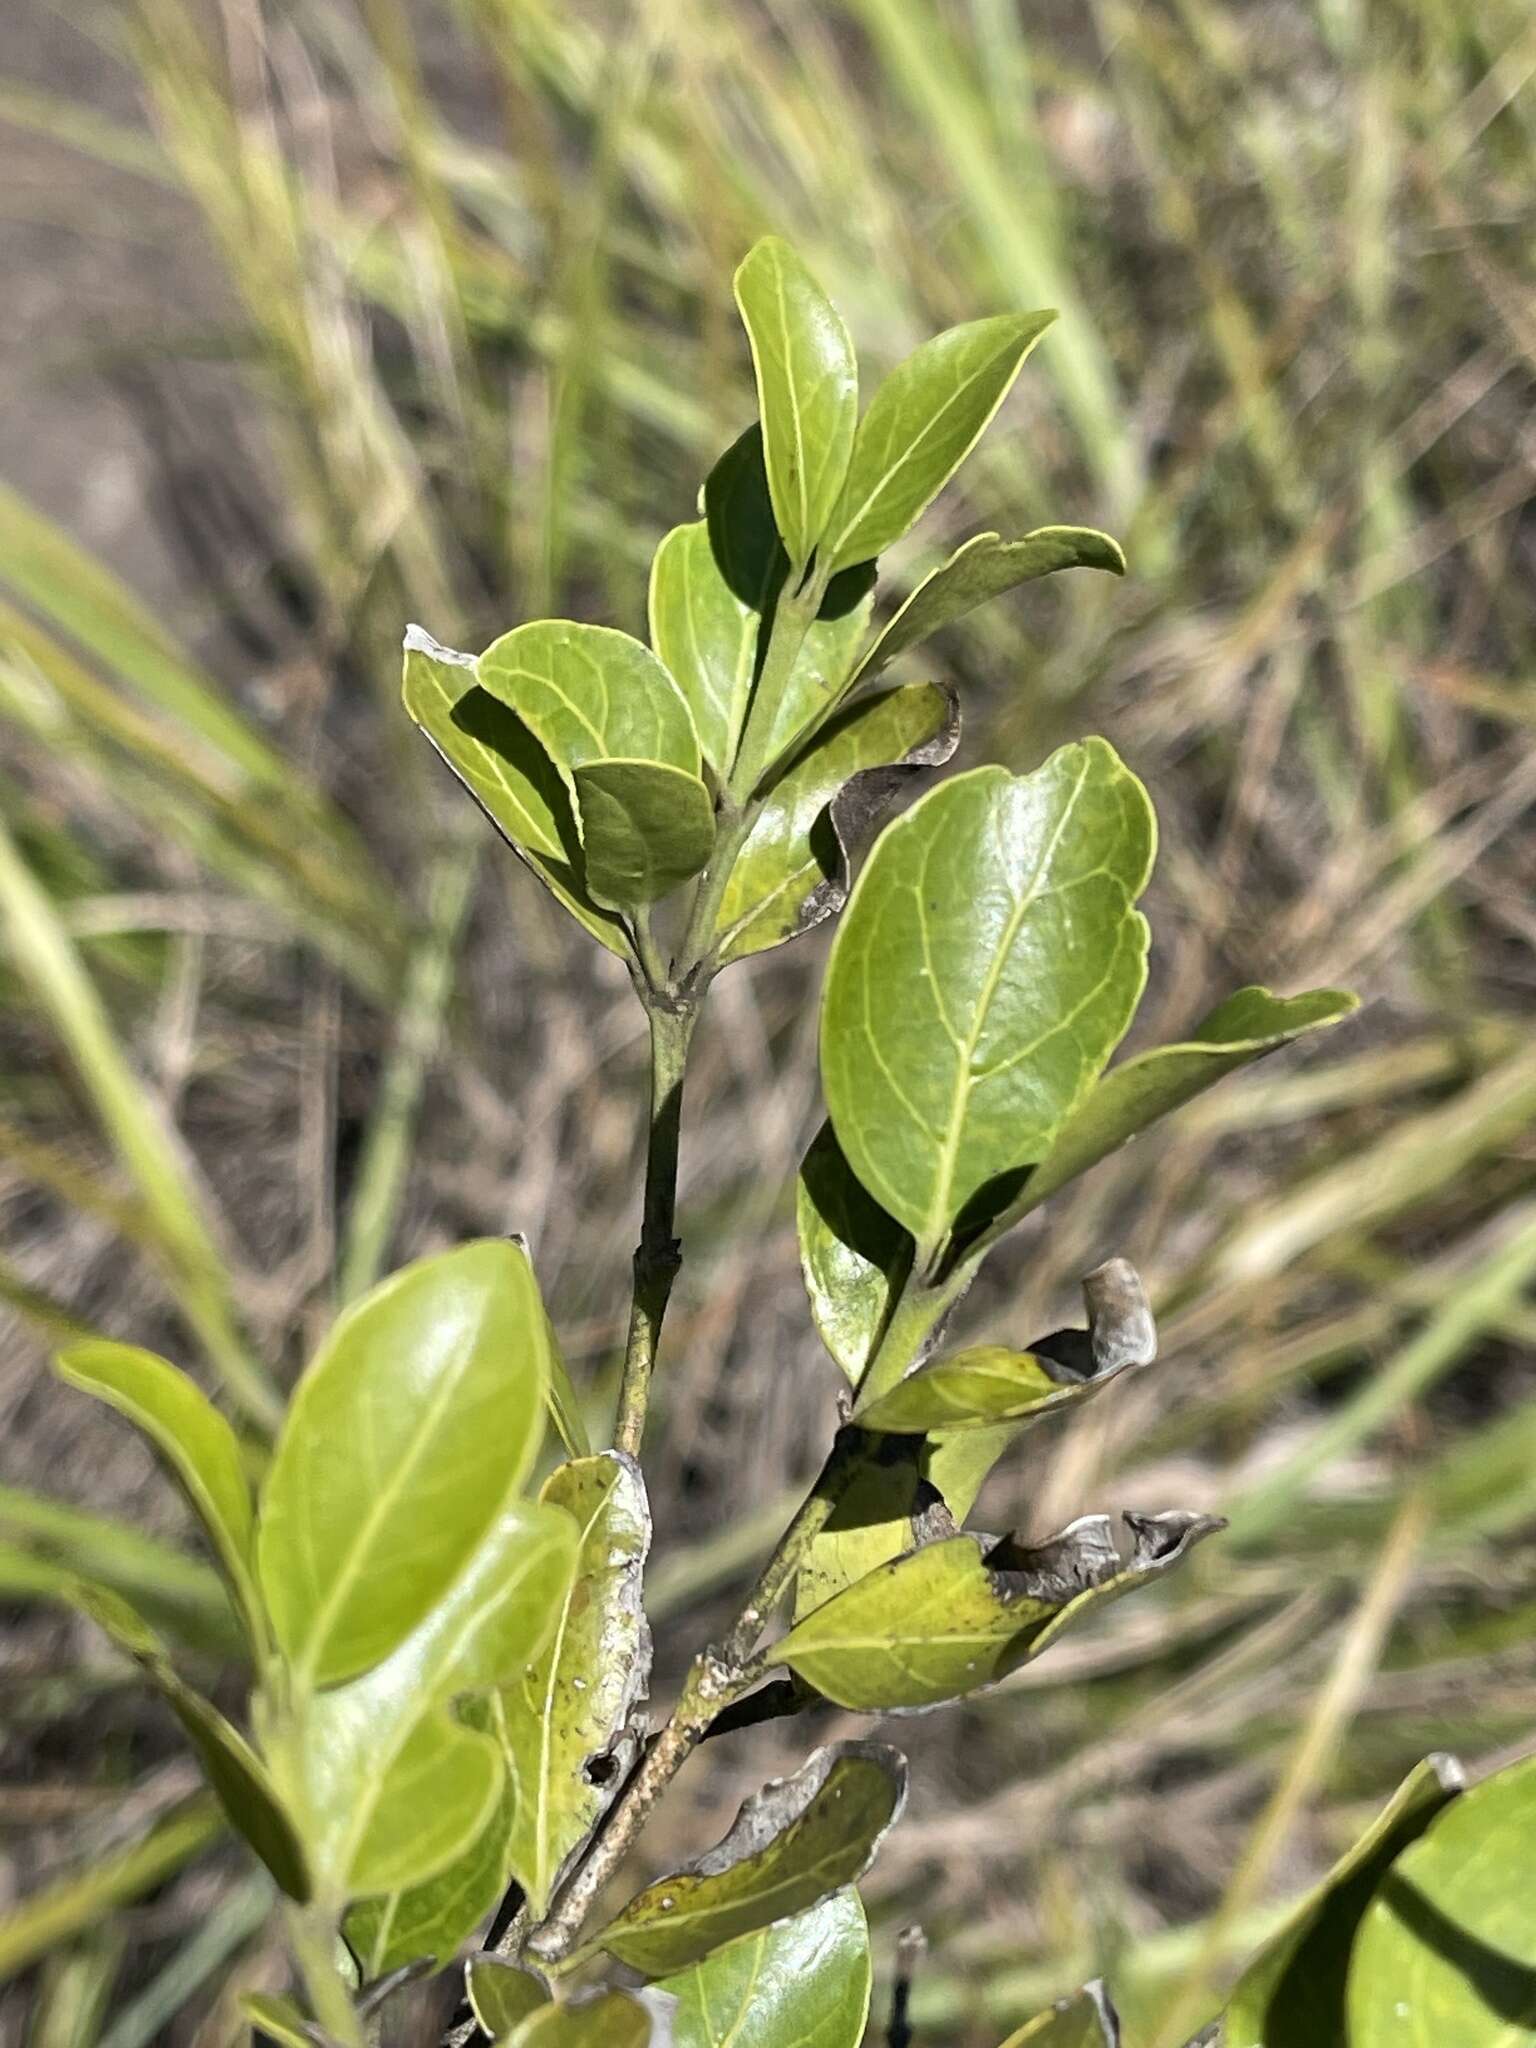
(507, 1989, 676, 2048)
(259, 1239, 553, 1688)
(53, 1341, 261, 1646)
(715, 683, 958, 966)
(571, 760, 716, 909)
(402, 628, 627, 957)
(300, 1496, 577, 1898)
(1345, 1752, 1536, 2048)
(657, 1889, 872, 2048)
(852, 526, 1126, 688)
(796, 1120, 912, 1385)
(998, 1981, 1122, 2046)
(734, 237, 858, 570)
(979, 986, 1359, 1242)
(777, 1512, 1221, 1712)
(68, 1582, 311, 1901)
(466, 1955, 551, 2036)
(824, 312, 1056, 572)
(588, 1741, 907, 1975)
(820, 744, 1156, 1257)
(649, 521, 760, 777)
(477, 622, 702, 788)
(1224, 1755, 1463, 2048)
(502, 1453, 652, 1914)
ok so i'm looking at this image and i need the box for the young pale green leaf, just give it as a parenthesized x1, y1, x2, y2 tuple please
(796, 1121, 912, 1385)
(757, 595, 875, 769)
(855, 1259, 1155, 1432)
(501, 1453, 651, 1914)
(1345, 1753, 1533, 2048)
(715, 684, 958, 967)
(821, 745, 1155, 1257)
(997, 1982, 1122, 2046)
(570, 760, 715, 909)
(656, 1890, 871, 2048)
(588, 1741, 907, 1975)
(259, 1239, 553, 1689)
(733, 237, 858, 571)
(68, 1582, 311, 1901)
(537, 1292, 591, 1460)
(343, 1700, 512, 1975)
(793, 1435, 942, 1625)
(851, 527, 1126, 688)
(649, 521, 760, 777)
(506, 1989, 676, 2048)
(778, 1512, 1221, 1712)
(477, 622, 702, 788)
(239, 1992, 320, 2048)
(974, 986, 1359, 1244)
(52, 1341, 261, 1646)
(824, 312, 1056, 572)
(1223, 1755, 1463, 2048)
(300, 1497, 577, 1899)
(402, 629, 627, 957)
(465, 1954, 551, 2035)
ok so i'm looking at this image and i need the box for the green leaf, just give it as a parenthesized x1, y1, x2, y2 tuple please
(855, 1258, 1155, 1431)
(758, 595, 875, 769)
(343, 1700, 512, 1974)
(67, 1582, 311, 1901)
(820, 745, 1156, 1257)
(715, 683, 958, 967)
(851, 527, 1126, 687)
(733, 237, 858, 571)
(588, 1741, 907, 1975)
(240, 1991, 320, 2048)
(703, 425, 787, 615)
(537, 1292, 591, 1460)
(996, 1981, 1122, 2046)
(796, 1121, 912, 1385)
(465, 1955, 551, 2036)
(571, 760, 716, 909)
(824, 313, 1056, 572)
(977, 987, 1359, 1242)
(649, 520, 760, 777)
(402, 629, 628, 957)
(657, 1890, 872, 2048)
(1345, 1753, 1536, 2048)
(52, 1341, 262, 1647)
(478, 622, 700, 787)
(506, 1989, 676, 2048)
(792, 1434, 947, 1627)
(299, 1497, 576, 1898)
(1224, 1755, 1463, 2048)
(259, 1239, 553, 1689)
(777, 1512, 1221, 1711)
(501, 1453, 652, 1915)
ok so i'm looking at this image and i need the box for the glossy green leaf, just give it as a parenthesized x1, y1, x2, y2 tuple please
(796, 1121, 912, 1385)
(821, 745, 1155, 1256)
(68, 1583, 311, 1901)
(506, 1989, 675, 2048)
(402, 629, 627, 957)
(477, 622, 702, 796)
(734, 237, 858, 570)
(758, 595, 875, 769)
(259, 1239, 553, 1689)
(240, 1991, 319, 2048)
(852, 526, 1125, 687)
(997, 1981, 1121, 2046)
(649, 520, 760, 777)
(715, 683, 958, 966)
(1345, 1753, 1536, 2048)
(589, 1741, 907, 1975)
(465, 1954, 551, 2035)
(1224, 1755, 1463, 2048)
(976, 987, 1359, 1242)
(855, 1258, 1155, 1431)
(570, 759, 715, 909)
(53, 1341, 261, 1645)
(502, 1453, 652, 1914)
(343, 1699, 511, 1974)
(657, 1890, 871, 2048)
(778, 1511, 1221, 1711)
(300, 1496, 576, 1899)
(824, 312, 1056, 572)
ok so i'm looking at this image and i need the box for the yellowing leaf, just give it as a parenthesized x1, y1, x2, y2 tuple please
(259, 1240, 553, 1689)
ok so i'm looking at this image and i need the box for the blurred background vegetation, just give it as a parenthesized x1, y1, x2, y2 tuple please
(1, 0, 1534, 2041)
